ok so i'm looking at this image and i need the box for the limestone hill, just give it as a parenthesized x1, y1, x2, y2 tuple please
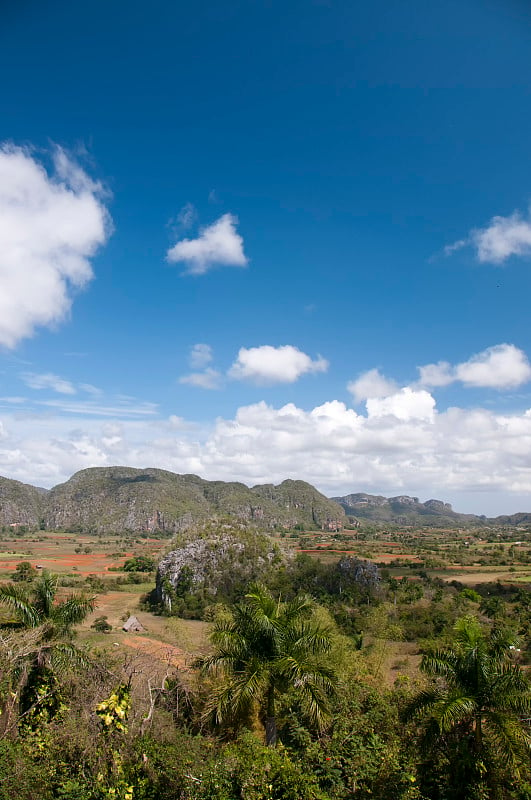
(332, 492, 483, 527)
(42, 467, 345, 533)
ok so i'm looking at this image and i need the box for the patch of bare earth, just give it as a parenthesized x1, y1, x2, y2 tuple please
(121, 635, 189, 669)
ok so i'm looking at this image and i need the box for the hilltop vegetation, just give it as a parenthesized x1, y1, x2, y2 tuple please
(0, 476, 46, 528)
(0, 467, 345, 534)
(1, 467, 531, 536)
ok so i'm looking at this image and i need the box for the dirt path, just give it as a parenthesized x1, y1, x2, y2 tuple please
(121, 634, 189, 669)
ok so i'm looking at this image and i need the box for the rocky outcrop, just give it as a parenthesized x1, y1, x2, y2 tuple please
(156, 523, 282, 610)
(424, 499, 453, 513)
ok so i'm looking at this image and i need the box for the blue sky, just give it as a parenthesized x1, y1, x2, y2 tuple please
(1, 0, 531, 514)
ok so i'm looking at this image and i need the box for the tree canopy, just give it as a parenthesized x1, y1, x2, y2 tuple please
(201, 585, 338, 745)
(405, 615, 531, 799)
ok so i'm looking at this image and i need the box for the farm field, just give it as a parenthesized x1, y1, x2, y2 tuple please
(271, 523, 531, 584)
(0, 529, 167, 577)
(1, 521, 531, 679)
(0, 529, 210, 672)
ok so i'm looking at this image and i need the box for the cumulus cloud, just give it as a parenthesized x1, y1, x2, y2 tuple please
(178, 345, 221, 389)
(446, 206, 531, 264)
(456, 344, 531, 388)
(166, 213, 247, 275)
(347, 368, 397, 403)
(366, 388, 435, 422)
(417, 361, 454, 388)
(0, 143, 111, 348)
(3, 392, 531, 511)
(229, 345, 329, 385)
(189, 343, 213, 369)
(179, 368, 222, 390)
(22, 372, 76, 395)
(419, 344, 531, 390)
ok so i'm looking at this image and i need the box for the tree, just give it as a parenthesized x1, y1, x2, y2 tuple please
(11, 562, 37, 583)
(336, 555, 380, 602)
(480, 596, 506, 620)
(0, 571, 95, 733)
(201, 585, 337, 745)
(405, 615, 531, 799)
(91, 615, 112, 633)
(123, 556, 155, 573)
(0, 570, 95, 636)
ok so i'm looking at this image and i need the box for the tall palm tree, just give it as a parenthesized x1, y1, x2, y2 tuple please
(201, 585, 337, 745)
(0, 571, 95, 734)
(405, 615, 531, 799)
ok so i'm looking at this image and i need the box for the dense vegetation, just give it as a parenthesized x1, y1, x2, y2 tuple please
(0, 516, 530, 799)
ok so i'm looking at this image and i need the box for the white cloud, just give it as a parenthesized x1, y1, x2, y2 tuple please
(417, 361, 454, 387)
(419, 344, 531, 390)
(189, 343, 213, 369)
(79, 383, 102, 396)
(446, 206, 531, 264)
(3, 392, 531, 512)
(166, 213, 247, 275)
(229, 345, 329, 385)
(0, 144, 111, 348)
(179, 345, 220, 389)
(22, 372, 76, 395)
(456, 344, 531, 388)
(366, 387, 435, 422)
(37, 399, 158, 417)
(179, 368, 222, 390)
(167, 415, 192, 429)
(347, 368, 397, 402)
(473, 211, 531, 264)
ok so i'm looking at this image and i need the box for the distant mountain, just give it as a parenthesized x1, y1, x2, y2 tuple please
(41, 467, 345, 533)
(0, 476, 46, 527)
(332, 492, 484, 527)
(0, 468, 529, 533)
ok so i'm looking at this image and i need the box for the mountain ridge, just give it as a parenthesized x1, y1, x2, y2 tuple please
(0, 468, 528, 532)
(332, 492, 490, 527)
(0, 467, 344, 533)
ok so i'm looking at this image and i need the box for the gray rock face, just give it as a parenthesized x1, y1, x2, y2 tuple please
(424, 499, 453, 513)
(156, 525, 282, 610)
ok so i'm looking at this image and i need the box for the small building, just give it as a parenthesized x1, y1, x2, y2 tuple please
(122, 615, 145, 633)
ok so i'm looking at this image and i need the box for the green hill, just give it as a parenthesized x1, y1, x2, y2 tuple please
(42, 467, 345, 533)
(0, 476, 47, 528)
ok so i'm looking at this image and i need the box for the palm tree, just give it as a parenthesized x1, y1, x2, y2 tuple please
(201, 585, 337, 745)
(0, 570, 95, 637)
(405, 615, 531, 799)
(0, 571, 95, 734)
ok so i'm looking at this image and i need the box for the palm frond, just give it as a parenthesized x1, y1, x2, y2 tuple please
(0, 583, 40, 628)
(52, 594, 96, 629)
(33, 571, 58, 618)
(203, 587, 338, 742)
